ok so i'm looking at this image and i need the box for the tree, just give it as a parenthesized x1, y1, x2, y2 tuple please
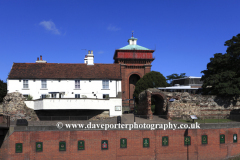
(0, 79, 7, 103)
(133, 71, 168, 103)
(201, 34, 240, 96)
(166, 73, 187, 85)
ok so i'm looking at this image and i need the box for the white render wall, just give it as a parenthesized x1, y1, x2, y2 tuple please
(24, 98, 122, 117)
(7, 79, 122, 100)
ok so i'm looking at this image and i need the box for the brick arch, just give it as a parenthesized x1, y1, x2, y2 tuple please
(137, 88, 168, 120)
(127, 72, 143, 80)
(127, 72, 142, 100)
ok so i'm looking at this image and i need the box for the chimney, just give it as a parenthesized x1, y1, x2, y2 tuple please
(84, 50, 94, 65)
(36, 55, 47, 63)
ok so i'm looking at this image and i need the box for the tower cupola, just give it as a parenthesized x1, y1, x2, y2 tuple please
(128, 37, 138, 45)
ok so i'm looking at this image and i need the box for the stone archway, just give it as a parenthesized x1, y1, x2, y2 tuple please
(129, 74, 140, 99)
(137, 88, 168, 120)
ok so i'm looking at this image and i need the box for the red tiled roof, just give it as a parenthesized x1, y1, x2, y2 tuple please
(8, 63, 122, 80)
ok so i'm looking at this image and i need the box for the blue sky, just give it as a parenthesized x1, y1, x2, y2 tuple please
(1, 0, 240, 82)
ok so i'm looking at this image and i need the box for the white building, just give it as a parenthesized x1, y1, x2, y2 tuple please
(7, 51, 122, 117)
(158, 76, 203, 94)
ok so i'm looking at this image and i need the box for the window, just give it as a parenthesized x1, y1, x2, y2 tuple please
(75, 80, 80, 89)
(103, 94, 109, 99)
(102, 80, 109, 89)
(75, 94, 80, 98)
(41, 79, 47, 88)
(23, 80, 28, 88)
(41, 94, 46, 99)
(23, 94, 28, 100)
(51, 93, 56, 98)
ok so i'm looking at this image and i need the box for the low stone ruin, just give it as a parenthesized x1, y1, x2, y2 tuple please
(138, 88, 240, 120)
(2, 92, 39, 121)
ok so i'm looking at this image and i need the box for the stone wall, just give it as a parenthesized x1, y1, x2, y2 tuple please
(165, 92, 240, 119)
(2, 92, 39, 121)
(137, 88, 240, 119)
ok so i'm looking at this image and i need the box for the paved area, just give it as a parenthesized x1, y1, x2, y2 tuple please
(122, 114, 184, 124)
(0, 114, 185, 127)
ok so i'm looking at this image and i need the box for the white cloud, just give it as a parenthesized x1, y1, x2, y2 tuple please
(39, 20, 60, 35)
(107, 24, 121, 31)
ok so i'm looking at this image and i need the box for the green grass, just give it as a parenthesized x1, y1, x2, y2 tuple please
(175, 118, 235, 123)
(227, 155, 240, 160)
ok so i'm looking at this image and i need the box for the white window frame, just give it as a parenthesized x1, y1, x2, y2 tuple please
(41, 94, 46, 99)
(75, 80, 80, 89)
(23, 80, 28, 89)
(102, 80, 109, 89)
(41, 79, 47, 89)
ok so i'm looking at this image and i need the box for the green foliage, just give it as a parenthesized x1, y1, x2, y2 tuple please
(151, 105, 155, 113)
(0, 79, 7, 103)
(201, 34, 240, 96)
(133, 71, 168, 103)
(166, 73, 187, 85)
(27, 95, 33, 100)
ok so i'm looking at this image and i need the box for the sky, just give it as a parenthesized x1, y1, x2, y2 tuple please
(1, 0, 240, 83)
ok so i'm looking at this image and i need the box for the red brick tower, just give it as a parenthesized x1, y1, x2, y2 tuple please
(113, 36, 155, 103)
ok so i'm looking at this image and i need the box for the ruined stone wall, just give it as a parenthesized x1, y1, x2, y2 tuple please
(164, 92, 240, 119)
(2, 92, 39, 121)
(137, 88, 240, 119)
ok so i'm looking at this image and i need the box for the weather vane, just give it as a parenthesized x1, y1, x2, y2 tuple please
(132, 30, 134, 37)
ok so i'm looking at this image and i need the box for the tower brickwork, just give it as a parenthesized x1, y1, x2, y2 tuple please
(113, 37, 155, 103)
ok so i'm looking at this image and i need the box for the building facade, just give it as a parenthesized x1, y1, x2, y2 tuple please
(7, 36, 154, 115)
(7, 52, 122, 117)
(113, 36, 155, 102)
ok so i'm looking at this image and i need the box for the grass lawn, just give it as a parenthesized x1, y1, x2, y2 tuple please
(175, 118, 235, 123)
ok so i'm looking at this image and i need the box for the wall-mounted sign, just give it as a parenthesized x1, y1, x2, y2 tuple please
(233, 134, 237, 143)
(115, 106, 121, 111)
(162, 136, 168, 146)
(220, 134, 225, 144)
(184, 136, 191, 145)
(190, 115, 198, 119)
(143, 138, 150, 148)
(120, 138, 127, 148)
(59, 141, 66, 151)
(101, 140, 108, 150)
(78, 140, 85, 150)
(202, 135, 208, 144)
(16, 143, 22, 153)
(36, 142, 43, 152)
